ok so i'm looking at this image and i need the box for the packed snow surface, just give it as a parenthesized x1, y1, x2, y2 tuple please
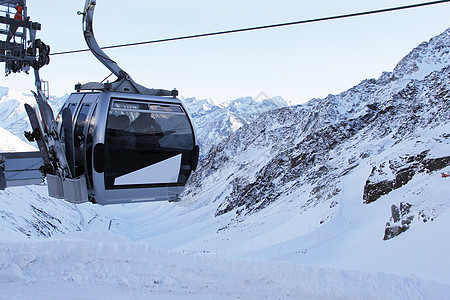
(1, 230, 449, 300)
(0, 127, 36, 152)
(0, 165, 449, 299)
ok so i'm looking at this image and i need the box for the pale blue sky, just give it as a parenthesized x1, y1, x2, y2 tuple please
(2, 0, 450, 104)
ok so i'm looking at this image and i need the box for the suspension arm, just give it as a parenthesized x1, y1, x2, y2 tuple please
(80, 0, 128, 79)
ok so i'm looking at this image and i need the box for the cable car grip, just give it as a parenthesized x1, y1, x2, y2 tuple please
(77, 0, 177, 97)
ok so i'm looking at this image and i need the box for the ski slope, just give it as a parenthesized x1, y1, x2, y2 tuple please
(1, 175, 449, 299)
(1, 230, 449, 299)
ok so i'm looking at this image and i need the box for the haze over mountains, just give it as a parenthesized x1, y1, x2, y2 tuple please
(0, 28, 449, 299)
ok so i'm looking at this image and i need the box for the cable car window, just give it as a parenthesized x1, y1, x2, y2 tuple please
(149, 104, 183, 114)
(112, 101, 149, 111)
(68, 103, 78, 115)
(86, 104, 97, 187)
(107, 101, 194, 151)
(66, 94, 84, 115)
(87, 104, 97, 145)
(104, 99, 195, 189)
(56, 102, 79, 125)
(74, 103, 91, 176)
(74, 103, 91, 140)
(151, 112, 194, 150)
(107, 112, 193, 149)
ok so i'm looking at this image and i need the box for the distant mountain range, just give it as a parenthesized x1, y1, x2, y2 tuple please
(183, 95, 290, 156)
(0, 85, 289, 156)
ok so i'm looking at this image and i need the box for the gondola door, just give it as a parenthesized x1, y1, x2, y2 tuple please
(72, 93, 99, 178)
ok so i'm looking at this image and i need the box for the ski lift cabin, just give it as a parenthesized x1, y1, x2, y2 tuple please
(58, 87, 198, 205)
(22, 0, 199, 205)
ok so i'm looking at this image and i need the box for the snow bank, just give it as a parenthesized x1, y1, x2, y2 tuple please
(0, 231, 449, 300)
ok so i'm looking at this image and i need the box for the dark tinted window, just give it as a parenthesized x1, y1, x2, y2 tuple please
(68, 103, 78, 115)
(75, 103, 91, 138)
(66, 93, 84, 115)
(106, 100, 194, 151)
(74, 103, 92, 176)
(104, 99, 195, 189)
(86, 104, 97, 187)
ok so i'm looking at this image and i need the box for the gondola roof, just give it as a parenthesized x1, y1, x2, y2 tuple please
(0, 1, 26, 7)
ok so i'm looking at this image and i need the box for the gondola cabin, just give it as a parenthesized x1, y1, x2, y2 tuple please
(19, 0, 201, 205)
(57, 91, 199, 205)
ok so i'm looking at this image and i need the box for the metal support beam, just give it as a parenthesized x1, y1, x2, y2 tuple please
(0, 151, 44, 189)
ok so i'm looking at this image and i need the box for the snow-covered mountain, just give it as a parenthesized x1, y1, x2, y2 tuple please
(0, 85, 289, 154)
(0, 28, 449, 298)
(0, 87, 36, 140)
(183, 95, 290, 156)
(185, 26, 450, 230)
(163, 27, 450, 281)
(0, 87, 68, 142)
(0, 127, 36, 152)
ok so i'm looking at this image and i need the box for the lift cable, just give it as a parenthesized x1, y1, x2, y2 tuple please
(51, 0, 450, 56)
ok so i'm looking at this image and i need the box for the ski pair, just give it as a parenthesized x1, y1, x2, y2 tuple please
(24, 90, 75, 180)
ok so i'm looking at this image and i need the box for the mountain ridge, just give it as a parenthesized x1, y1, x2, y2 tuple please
(182, 95, 290, 156)
(183, 27, 450, 238)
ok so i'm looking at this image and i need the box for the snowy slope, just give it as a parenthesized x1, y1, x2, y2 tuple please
(0, 127, 36, 152)
(1, 230, 449, 299)
(0, 28, 449, 299)
(2, 186, 449, 299)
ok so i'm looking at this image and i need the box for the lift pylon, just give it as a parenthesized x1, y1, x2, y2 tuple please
(0, 0, 49, 77)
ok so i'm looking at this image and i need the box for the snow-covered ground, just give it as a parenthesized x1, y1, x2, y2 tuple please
(1, 168, 449, 300)
(0, 128, 36, 152)
(2, 230, 449, 300)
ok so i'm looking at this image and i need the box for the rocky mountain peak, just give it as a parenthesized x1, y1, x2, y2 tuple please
(393, 27, 450, 80)
(183, 28, 450, 241)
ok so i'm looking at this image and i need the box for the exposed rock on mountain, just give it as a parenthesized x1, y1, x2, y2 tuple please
(383, 202, 414, 240)
(183, 28, 450, 238)
(364, 152, 450, 204)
